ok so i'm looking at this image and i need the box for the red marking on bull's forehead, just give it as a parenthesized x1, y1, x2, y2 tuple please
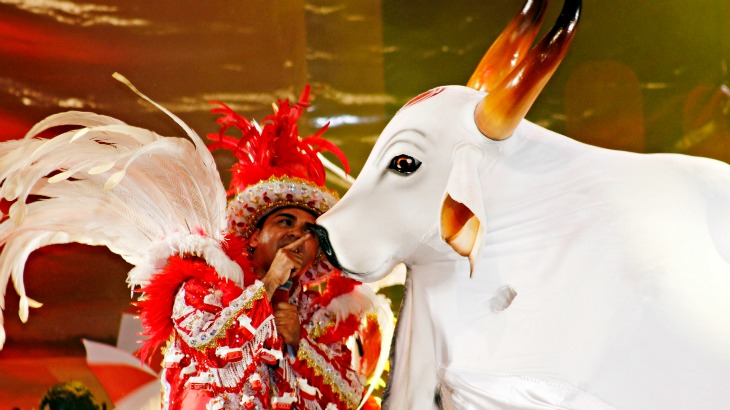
(403, 87, 445, 109)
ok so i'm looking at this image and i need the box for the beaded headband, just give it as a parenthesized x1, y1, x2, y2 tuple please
(225, 176, 339, 240)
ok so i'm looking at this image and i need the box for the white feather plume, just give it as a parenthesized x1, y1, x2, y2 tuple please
(0, 76, 240, 349)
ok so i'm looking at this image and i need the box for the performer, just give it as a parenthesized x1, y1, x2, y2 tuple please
(138, 88, 389, 410)
(0, 76, 391, 410)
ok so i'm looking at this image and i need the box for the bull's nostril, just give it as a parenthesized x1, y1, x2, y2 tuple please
(306, 223, 345, 271)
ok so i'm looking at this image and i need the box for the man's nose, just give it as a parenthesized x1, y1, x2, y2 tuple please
(287, 224, 306, 238)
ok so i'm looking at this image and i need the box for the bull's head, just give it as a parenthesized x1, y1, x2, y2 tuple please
(314, 0, 581, 281)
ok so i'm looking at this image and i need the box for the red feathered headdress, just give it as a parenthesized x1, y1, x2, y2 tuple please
(207, 86, 350, 284)
(207, 85, 349, 195)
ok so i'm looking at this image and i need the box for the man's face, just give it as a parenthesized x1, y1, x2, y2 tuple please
(249, 207, 319, 275)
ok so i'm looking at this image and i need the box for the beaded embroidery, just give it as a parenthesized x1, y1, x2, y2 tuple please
(173, 281, 266, 349)
(297, 339, 365, 409)
(227, 176, 338, 240)
(306, 315, 336, 341)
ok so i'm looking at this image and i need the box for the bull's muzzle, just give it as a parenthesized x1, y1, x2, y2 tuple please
(306, 223, 347, 273)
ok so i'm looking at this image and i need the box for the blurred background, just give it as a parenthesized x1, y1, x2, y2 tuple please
(0, 0, 728, 408)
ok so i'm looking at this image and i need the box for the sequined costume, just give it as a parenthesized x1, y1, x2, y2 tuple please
(139, 238, 384, 410)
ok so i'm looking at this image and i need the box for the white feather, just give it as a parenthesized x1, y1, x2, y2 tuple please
(23, 111, 126, 140)
(88, 161, 116, 175)
(104, 170, 126, 191)
(47, 169, 76, 184)
(69, 127, 90, 142)
(0, 76, 234, 349)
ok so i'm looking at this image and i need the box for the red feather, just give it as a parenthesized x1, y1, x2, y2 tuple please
(206, 85, 350, 193)
(135, 235, 254, 365)
(135, 257, 215, 364)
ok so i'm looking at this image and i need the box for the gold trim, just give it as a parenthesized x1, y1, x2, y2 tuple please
(307, 315, 336, 340)
(297, 340, 362, 409)
(178, 284, 266, 350)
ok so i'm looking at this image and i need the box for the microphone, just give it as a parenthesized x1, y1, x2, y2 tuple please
(272, 279, 293, 304)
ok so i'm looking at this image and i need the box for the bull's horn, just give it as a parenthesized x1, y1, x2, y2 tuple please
(466, 0, 548, 92)
(475, 0, 581, 140)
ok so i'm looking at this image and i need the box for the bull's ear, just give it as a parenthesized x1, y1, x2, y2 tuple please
(440, 144, 486, 276)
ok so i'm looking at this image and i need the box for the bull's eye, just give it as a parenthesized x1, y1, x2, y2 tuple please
(388, 154, 422, 175)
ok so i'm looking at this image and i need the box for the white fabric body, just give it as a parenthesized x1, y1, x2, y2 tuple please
(317, 86, 730, 409)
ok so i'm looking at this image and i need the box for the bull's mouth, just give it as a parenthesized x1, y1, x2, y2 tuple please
(307, 223, 359, 275)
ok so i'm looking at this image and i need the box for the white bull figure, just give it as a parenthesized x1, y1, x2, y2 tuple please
(313, 0, 730, 408)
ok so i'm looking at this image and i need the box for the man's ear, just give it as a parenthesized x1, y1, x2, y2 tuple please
(249, 230, 260, 249)
(440, 143, 486, 276)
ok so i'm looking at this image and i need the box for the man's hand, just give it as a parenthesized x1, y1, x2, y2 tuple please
(274, 302, 301, 348)
(262, 234, 311, 300)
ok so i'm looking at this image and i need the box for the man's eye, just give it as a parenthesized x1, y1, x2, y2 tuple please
(388, 154, 422, 175)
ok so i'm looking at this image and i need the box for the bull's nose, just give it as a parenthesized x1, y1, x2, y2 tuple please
(306, 223, 345, 271)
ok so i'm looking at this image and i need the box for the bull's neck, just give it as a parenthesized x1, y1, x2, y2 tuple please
(407, 225, 461, 266)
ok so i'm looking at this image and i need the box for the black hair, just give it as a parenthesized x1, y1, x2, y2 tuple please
(39, 381, 106, 410)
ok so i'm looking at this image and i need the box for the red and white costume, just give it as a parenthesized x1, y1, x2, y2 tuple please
(134, 88, 391, 409)
(139, 237, 387, 410)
